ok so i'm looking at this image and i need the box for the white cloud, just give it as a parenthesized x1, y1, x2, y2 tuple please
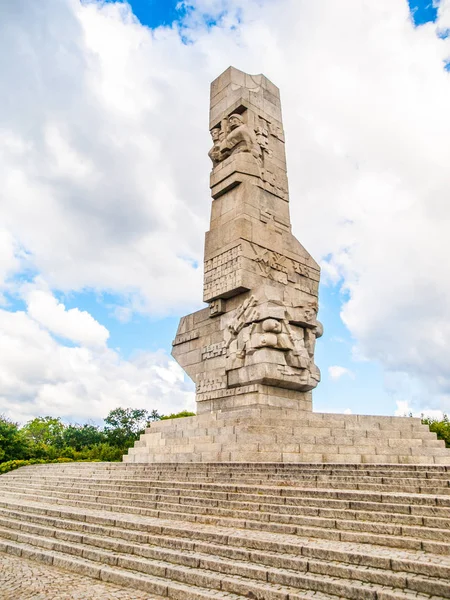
(18, 280, 110, 348)
(328, 366, 355, 380)
(394, 400, 411, 417)
(394, 399, 444, 420)
(0, 0, 207, 316)
(0, 301, 194, 424)
(1, 0, 450, 418)
(0, 231, 20, 300)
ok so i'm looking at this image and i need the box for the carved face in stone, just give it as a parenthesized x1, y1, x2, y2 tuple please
(228, 114, 244, 130)
(304, 302, 318, 322)
(210, 127, 221, 142)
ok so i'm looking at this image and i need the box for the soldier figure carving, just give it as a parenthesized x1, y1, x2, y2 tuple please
(209, 113, 262, 166)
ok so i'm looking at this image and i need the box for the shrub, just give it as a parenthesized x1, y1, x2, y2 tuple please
(160, 410, 196, 420)
(0, 457, 75, 475)
(422, 415, 450, 448)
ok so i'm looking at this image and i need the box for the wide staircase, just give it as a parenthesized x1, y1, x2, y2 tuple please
(1, 463, 450, 599)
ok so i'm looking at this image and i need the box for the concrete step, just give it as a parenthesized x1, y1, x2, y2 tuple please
(2, 462, 450, 598)
(0, 539, 248, 600)
(14, 462, 450, 472)
(5, 479, 450, 525)
(0, 506, 448, 582)
(3, 479, 449, 516)
(4, 473, 450, 495)
(3, 474, 450, 503)
(0, 528, 446, 600)
(0, 501, 449, 599)
(9, 465, 450, 483)
(4, 471, 450, 489)
(3, 480, 450, 532)
(2, 489, 450, 553)
(8, 460, 450, 472)
(2, 497, 450, 570)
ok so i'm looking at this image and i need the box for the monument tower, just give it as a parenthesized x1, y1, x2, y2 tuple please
(172, 66, 322, 415)
(124, 67, 449, 464)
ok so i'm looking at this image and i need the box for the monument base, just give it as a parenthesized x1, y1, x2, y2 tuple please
(124, 407, 450, 464)
(196, 385, 312, 414)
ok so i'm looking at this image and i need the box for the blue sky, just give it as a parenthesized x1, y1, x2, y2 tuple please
(2, 0, 449, 424)
(105, 0, 182, 27)
(408, 0, 439, 24)
(107, 0, 439, 28)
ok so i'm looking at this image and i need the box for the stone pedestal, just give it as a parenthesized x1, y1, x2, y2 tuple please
(124, 407, 450, 464)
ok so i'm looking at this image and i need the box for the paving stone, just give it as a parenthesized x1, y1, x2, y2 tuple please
(0, 552, 163, 599)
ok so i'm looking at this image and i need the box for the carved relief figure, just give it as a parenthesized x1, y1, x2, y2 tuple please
(223, 293, 323, 391)
(221, 114, 261, 163)
(208, 127, 222, 166)
(208, 113, 262, 166)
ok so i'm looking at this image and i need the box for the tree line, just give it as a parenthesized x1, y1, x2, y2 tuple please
(0, 407, 195, 465)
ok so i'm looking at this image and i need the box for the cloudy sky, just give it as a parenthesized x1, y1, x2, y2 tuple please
(1, 0, 450, 424)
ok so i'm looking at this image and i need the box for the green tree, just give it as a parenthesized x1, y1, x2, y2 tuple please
(104, 407, 149, 447)
(0, 416, 30, 462)
(149, 409, 161, 422)
(22, 416, 65, 447)
(422, 414, 450, 447)
(62, 424, 105, 451)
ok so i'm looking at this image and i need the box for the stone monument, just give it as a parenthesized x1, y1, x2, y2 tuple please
(172, 66, 322, 415)
(124, 67, 450, 464)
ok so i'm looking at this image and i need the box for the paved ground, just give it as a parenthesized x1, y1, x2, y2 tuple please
(0, 552, 161, 599)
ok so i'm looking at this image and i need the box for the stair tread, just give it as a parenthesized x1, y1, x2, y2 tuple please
(4, 481, 450, 528)
(3, 488, 450, 547)
(1, 495, 450, 568)
(2, 513, 450, 583)
(0, 539, 248, 599)
(2, 479, 450, 502)
(1, 527, 447, 599)
(2, 462, 450, 599)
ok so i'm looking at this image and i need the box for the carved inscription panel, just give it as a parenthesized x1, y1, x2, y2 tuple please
(196, 376, 227, 395)
(197, 384, 259, 402)
(248, 242, 319, 295)
(203, 245, 244, 301)
(172, 330, 199, 346)
(202, 342, 227, 360)
(203, 242, 320, 302)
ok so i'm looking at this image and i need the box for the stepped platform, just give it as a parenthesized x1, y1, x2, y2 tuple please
(1, 461, 450, 598)
(124, 408, 450, 464)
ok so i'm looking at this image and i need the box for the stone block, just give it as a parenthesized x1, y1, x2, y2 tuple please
(340, 445, 377, 455)
(362, 455, 399, 464)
